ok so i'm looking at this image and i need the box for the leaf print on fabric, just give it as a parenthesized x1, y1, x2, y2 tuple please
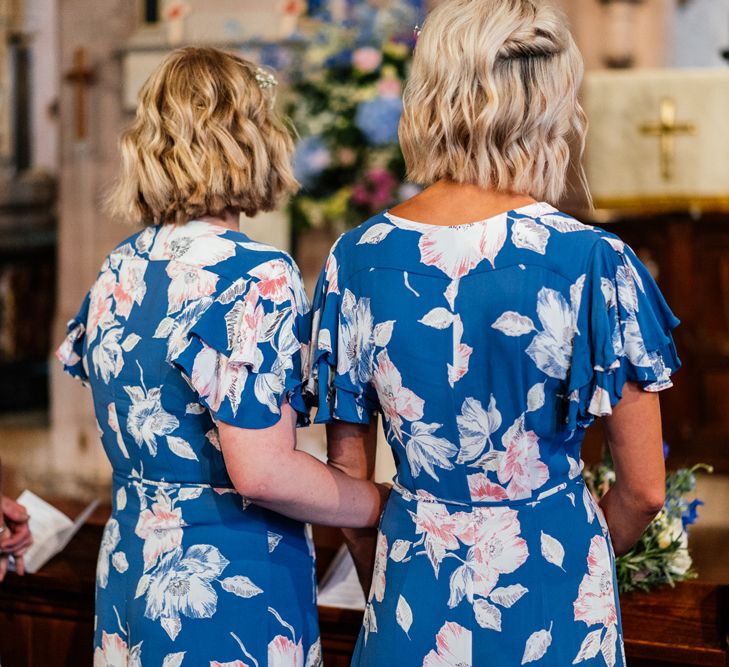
(163, 297, 214, 362)
(370, 532, 388, 603)
(419, 307, 454, 330)
(268, 532, 283, 553)
(116, 487, 127, 511)
(573, 535, 618, 627)
(268, 634, 305, 667)
(474, 598, 502, 631)
(512, 218, 549, 255)
(357, 222, 395, 245)
(489, 584, 528, 608)
(396, 595, 413, 637)
(161, 653, 185, 667)
(121, 333, 141, 352)
(521, 623, 553, 664)
(389, 539, 412, 562)
(601, 624, 618, 667)
(135, 500, 184, 572)
(97, 519, 121, 589)
(448, 315, 473, 387)
(491, 312, 536, 337)
(124, 381, 179, 457)
(373, 349, 424, 438)
(526, 382, 546, 413)
(107, 403, 129, 459)
(178, 487, 203, 501)
(540, 531, 566, 570)
(573, 628, 604, 664)
(457, 395, 501, 464)
(423, 621, 472, 667)
(539, 211, 595, 233)
(324, 252, 340, 295)
(373, 320, 395, 347)
(112, 551, 129, 573)
(220, 575, 263, 599)
(144, 544, 230, 641)
(405, 421, 458, 481)
(498, 415, 549, 500)
(167, 435, 199, 461)
(166, 263, 219, 315)
(363, 602, 378, 644)
(94, 631, 130, 667)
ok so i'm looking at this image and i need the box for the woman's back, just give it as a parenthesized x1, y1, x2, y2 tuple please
(58, 219, 321, 665)
(310, 202, 678, 665)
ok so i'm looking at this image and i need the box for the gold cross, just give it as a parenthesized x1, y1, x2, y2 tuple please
(639, 97, 697, 182)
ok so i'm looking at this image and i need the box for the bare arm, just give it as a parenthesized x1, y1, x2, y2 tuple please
(327, 419, 384, 596)
(218, 403, 387, 529)
(599, 382, 666, 555)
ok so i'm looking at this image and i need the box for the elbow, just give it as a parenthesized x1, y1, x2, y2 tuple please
(636, 489, 665, 518)
(231, 467, 281, 503)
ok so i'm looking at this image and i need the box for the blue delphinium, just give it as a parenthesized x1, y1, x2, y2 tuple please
(682, 498, 704, 529)
(355, 96, 403, 146)
(293, 136, 332, 189)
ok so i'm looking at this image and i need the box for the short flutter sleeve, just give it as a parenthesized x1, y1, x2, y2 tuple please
(55, 292, 91, 383)
(172, 258, 311, 429)
(306, 249, 379, 424)
(566, 236, 681, 430)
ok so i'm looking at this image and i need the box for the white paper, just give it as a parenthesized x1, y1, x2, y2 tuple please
(317, 545, 367, 610)
(9, 491, 99, 574)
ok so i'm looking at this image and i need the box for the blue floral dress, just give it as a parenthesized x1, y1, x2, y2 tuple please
(307, 202, 680, 667)
(57, 220, 321, 667)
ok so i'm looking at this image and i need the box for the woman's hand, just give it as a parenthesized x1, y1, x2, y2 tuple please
(600, 382, 666, 555)
(0, 496, 32, 580)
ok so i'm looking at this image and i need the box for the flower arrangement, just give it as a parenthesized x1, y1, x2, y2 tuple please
(286, 25, 419, 232)
(584, 445, 712, 594)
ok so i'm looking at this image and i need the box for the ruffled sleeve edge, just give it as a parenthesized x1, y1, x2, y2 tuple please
(55, 317, 89, 384)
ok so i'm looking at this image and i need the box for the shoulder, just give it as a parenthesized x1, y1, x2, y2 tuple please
(325, 212, 396, 277)
(519, 204, 627, 278)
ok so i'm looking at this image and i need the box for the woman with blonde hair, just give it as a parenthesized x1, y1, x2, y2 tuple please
(308, 1, 679, 665)
(57, 47, 387, 666)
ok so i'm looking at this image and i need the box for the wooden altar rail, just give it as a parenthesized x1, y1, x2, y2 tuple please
(0, 523, 727, 666)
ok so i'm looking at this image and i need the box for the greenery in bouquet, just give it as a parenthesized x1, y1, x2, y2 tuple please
(583, 445, 712, 594)
(285, 23, 420, 232)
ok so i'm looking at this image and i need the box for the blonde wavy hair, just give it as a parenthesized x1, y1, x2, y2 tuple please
(107, 47, 298, 225)
(400, 0, 587, 203)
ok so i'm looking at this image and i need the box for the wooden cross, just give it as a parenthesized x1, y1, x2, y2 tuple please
(639, 97, 696, 182)
(63, 47, 96, 141)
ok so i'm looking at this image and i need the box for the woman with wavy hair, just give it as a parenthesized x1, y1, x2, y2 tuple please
(57, 47, 386, 666)
(307, 1, 679, 665)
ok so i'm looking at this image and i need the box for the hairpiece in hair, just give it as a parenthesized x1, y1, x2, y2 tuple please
(413, 24, 422, 39)
(255, 66, 278, 91)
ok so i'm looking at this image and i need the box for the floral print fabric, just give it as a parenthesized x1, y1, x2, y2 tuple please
(308, 202, 680, 666)
(57, 220, 320, 666)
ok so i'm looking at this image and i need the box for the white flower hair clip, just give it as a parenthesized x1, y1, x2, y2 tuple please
(255, 66, 278, 92)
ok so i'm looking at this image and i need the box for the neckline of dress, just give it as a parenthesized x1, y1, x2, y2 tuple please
(383, 201, 555, 231)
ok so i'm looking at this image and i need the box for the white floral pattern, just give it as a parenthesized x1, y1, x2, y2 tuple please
(311, 203, 679, 666)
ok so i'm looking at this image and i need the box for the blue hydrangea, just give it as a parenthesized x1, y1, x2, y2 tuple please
(293, 136, 332, 189)
(355, 96, 403, 146)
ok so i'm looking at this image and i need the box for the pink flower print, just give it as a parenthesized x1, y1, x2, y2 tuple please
(410, 502, 461, 575)
(467, 473, 508, 502)
(166, 262, 218, 314)
(190, 344, 250, 417)
(135, 501, 184, 571)
(249, 259, 293, 304)
(370, 532, 388, 603)
(87, 269, 117, 343)
(497, 415, 549, 500)
(113, 259, 148, 319)
(423, 621, 472, 667)
(268, 635, 304, 667)
(93, 632, 129, 667)
(210, 662, 248, 667)
(372, 349, 424, 437)
(573, 535, 618, 627)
